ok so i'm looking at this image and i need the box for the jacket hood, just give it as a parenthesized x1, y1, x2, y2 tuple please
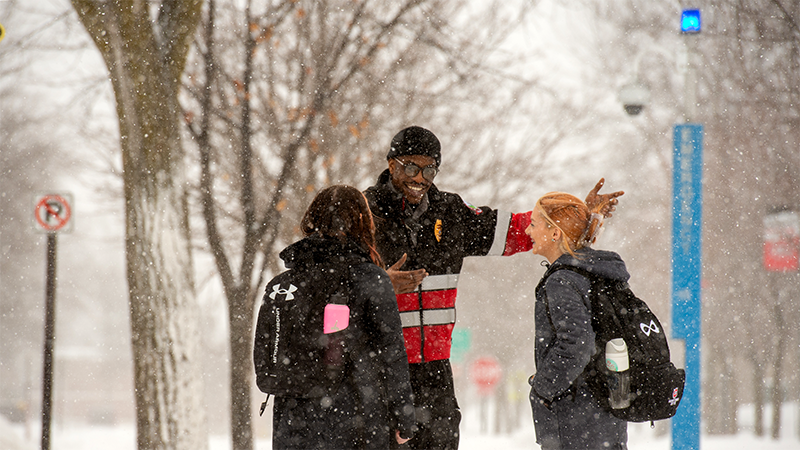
(279, 234, 372, 271)
(550, 247, 630, 283)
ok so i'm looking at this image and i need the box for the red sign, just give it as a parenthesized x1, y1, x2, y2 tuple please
(763, 211, 799, 272)
(469, 355, 502, 395)
(34, 194, 73, 233)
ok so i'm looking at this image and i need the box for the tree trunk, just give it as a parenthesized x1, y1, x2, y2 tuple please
(228, 286, 255, 450)
(753, 347, 765, 437)
(118, 70, 209, 450)
(723, 356, 738, 434)
(193, 2, 257, 447)
(771, 301, 784, 440)
(126, 175, 207, 450)
(71, 1, 207, 448)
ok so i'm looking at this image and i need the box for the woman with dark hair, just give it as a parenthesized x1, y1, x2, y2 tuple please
(257, 185, 415, 449)
(299, 184, 384, 267)
(525, 191, 629, 450)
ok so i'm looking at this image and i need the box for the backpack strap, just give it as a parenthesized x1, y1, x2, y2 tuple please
(537, 265, 595, 329)
(546, 266, 627, 335)
(535, 265, 599, 400)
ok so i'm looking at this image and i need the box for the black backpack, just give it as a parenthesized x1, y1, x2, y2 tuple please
(253, 264, 351, 408)
(548, 266, 685, 423)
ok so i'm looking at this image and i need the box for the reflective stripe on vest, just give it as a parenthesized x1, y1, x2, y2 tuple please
(395, 273, 461, 363)
(396, 274, 459, 313)
(400, 308, 457, 328)
(396, 274, 458, 323)
(487, 210, 511, 256)
(420, 273, 459, 291)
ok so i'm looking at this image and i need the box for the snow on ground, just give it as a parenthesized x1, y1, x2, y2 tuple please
(5, 404, 800, 450)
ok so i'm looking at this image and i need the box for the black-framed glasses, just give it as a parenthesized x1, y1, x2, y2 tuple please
(393, 158, 438, 181)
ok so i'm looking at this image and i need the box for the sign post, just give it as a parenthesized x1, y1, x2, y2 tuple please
(469, 355, 502, 434)
(34, 193, 72, 450)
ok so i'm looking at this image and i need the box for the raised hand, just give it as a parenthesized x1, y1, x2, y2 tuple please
(585, 178, 624, 218)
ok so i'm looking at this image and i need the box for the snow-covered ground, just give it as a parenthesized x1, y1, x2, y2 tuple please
(4, 404, 800, 449)
(5, 423, 800, 450)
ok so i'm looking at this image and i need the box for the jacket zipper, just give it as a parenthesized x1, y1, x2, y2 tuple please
(417, 285, 425, 363)
(401, 197, 426, 363)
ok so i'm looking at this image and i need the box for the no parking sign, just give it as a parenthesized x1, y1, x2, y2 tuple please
(469, 355, 502, 396)
(34, 193, 73, 233)
(34, 192, 73, 450)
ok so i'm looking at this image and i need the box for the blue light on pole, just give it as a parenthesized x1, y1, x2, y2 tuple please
(681, 9, 701, 34)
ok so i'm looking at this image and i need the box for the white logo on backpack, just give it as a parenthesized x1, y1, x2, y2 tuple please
(640, 319, 661, 336)
(270, 283, 298, 301)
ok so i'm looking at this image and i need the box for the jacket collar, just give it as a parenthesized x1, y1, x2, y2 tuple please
(373, 169, 440, 219)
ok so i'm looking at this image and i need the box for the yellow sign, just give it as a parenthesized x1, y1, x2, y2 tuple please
(0, 23, 5, 43)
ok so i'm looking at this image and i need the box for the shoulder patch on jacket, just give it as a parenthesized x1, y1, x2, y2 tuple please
(462, 199, 482, 215)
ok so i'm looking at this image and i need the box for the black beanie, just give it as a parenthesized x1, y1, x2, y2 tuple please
(387, 126, 441, 167)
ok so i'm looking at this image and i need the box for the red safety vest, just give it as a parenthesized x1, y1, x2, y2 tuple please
(396, 274, 460, 363)
(364, 175, 532, 364)
(395, 211, 532, 363)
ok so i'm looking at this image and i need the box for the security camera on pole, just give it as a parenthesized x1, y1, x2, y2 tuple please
(618, 81, 651, 116)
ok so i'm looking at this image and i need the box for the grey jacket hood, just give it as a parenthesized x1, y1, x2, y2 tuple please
(548, 247, 630, 283)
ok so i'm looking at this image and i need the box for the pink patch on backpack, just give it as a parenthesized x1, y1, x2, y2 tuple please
(323, 304, 350, 334)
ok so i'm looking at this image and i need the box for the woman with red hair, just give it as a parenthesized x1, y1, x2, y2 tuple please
(525, 191, 629, 450)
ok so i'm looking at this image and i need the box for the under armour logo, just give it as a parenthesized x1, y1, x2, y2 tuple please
(270, 283, 298, 301)
(640, 319, 661, 336)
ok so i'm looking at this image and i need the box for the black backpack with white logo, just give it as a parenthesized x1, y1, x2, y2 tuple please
(552, 266, 685, 423)
(253, 264, 351, 402)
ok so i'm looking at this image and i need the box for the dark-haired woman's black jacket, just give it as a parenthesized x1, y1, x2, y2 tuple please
(264, 235, 415, 450)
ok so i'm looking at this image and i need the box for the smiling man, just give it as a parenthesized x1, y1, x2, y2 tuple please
(363, 126, 622, 449)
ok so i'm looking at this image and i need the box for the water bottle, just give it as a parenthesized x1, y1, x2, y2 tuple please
(605, 338, 631, 409)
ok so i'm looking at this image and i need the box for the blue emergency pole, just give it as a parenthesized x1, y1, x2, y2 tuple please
(671, 124, 703, 450)
(672, 11, 703, 448)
